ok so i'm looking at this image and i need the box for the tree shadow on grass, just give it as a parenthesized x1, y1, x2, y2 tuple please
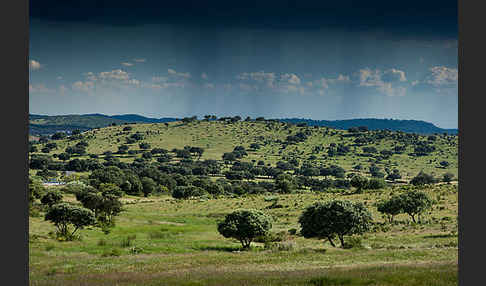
(309, 276, 375, 286)
(196, 246, 242, 252)
(423, 233, 457, 239)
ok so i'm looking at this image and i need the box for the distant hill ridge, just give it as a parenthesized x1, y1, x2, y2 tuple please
(29, 114, 457, 135)
(278, 118, 458, 135)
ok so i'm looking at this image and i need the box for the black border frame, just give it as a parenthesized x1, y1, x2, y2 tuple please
(4, 0, 478, 285)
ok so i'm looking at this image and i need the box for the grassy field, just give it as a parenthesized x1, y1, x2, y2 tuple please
(29, 183, 458, 286)
(29, 120, 458, 285)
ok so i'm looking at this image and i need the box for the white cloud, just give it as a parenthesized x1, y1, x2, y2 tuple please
(203, 83, 215, 89)
(306, 74, 351, 95)
(99, 69, 130, 81)
(359, 68, 383, 87)
(143, 81, 186, 90)
(152, 76, 168, 83)
(72, 81, 95, 93)
(201, 72, 208, 80)
(336, 74, 351, 82)
(237, 71, 276, 88)
(29, 83, 54, 93)
(29, 60, 42, 71)
(146, 83, 162, 89)
(72, 69, 140, 93)
(280, 73, 301, 85)
(84, 72, 97, 81)
(359, 68, 407, 96)
(385, 68, 407, 82)
(121, 62, 134, 67)
(377, 83, 407, 97)
(239, 83, 256, 91)
(168, 68, 191, 78)
(133, 58, 146, 63)
(127, 79, 140, 86)
(235, 71, 352, 96)
(426, 66, 458, 86)
(411, 80, 420, 86)
(57, 76, 63, 80)
(96, 69, 141, 88)
(145, 70, 191, 90)
(419, 57, 425, 64)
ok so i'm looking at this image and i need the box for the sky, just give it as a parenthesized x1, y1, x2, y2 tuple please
(29, 0, 458, 128)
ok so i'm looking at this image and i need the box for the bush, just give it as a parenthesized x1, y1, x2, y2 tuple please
(350, 175, 368, 193)
(101, 248, 121, 257)
(40, 190, 63, 207)
(443, 173, 454, 183)
(89, 166, 126, 188)
(75, 185, 123, 229)
(367, 178, 386, 190)
(342, 236, 364, 249)
(217, 209, 273, 249)
(139, 142, 151, 150)
(255, 230, 290, 243)
(119, 235, 136, 248)
(439, 161, 450, 168)
(410, 171, 437, 186)
(141, 177, 157, 197)
(171, 185, 207, 199)
(265, 240, 296, 251)
(298, 200, 372, 248)
(29, 177, 46, 207)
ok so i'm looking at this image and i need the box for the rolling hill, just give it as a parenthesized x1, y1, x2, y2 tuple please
(28, 114, 458, 136)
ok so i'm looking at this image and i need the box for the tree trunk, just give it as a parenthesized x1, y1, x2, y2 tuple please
(327, 236, 336, 247)
(411, 214, 416, 223)
(71, 226, 79, 236)
(339, 235, 346, 248)
(241, 239, 251, 249)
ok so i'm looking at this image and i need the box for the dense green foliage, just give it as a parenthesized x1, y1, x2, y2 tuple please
(44, 203, 96, 240)
(40, 190, 63, 207)
(399, 191, 434, 223)
(377, 196, 404, 223)
(217, 209, 273, 248)
(377, 191, 433, 223)
(299, 200, 373, 248)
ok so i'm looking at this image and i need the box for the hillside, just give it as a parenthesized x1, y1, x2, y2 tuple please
(28, 114, 458, 136)
(29, 119, 458, 180)
(29, 114, 178, 135)
(279, 118, 458, 135)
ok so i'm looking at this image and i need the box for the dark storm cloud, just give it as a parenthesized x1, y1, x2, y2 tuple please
(30, 0, 457, 38)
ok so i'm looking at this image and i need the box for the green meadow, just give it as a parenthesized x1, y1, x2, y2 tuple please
(29, 120, 458, 285)
(29, 185, 458, 286)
